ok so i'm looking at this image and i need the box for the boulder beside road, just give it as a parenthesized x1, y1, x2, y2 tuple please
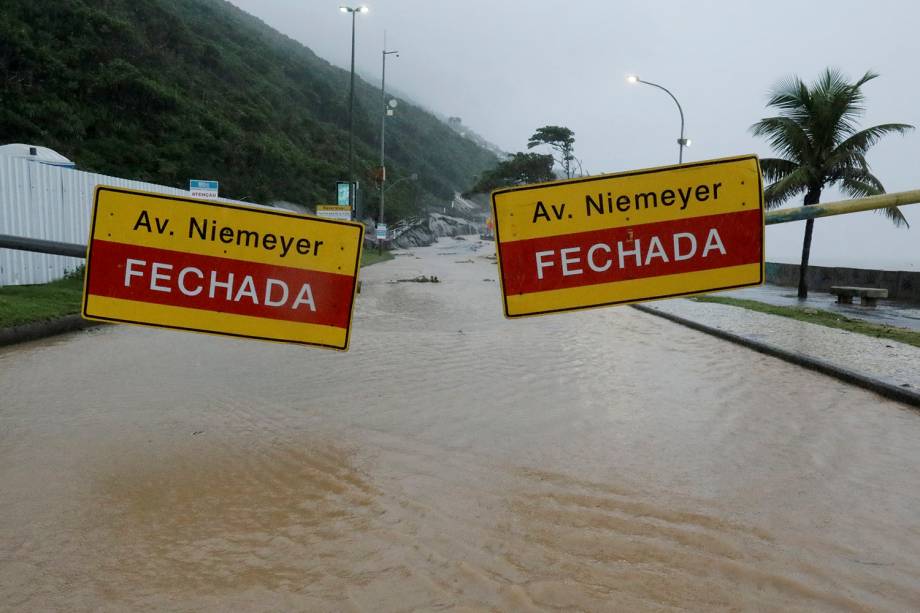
(390, 213, 481, 249)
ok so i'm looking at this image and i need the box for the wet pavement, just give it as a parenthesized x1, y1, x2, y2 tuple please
(723, 283, 920, 332)
(2, 237, 920, 611)
(642, 296, 920, 391)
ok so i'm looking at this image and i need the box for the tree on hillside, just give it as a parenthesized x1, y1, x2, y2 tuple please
(751, 69, 913, 299)
(0, 0, 497, 214)
(527, 125, 575, 178)
(467, 152, 555, 194)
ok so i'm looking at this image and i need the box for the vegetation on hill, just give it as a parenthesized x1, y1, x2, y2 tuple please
(0, 0, 497, 220)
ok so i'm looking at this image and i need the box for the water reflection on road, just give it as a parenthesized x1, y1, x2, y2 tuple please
(2, 237, 919, 611)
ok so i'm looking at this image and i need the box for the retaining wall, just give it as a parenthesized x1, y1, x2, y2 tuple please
(765, 262, 920, 302)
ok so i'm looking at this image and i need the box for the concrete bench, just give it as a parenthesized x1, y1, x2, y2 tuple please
(830, 286, 888, 306)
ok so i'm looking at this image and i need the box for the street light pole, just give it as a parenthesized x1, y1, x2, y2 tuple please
(626, 75, 689, 164)
(340, 6, 368, 217)
(379, 34, 398, 248)
(384, 172, 418, 195)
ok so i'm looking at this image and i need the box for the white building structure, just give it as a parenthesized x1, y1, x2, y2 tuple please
(0, 144, 246, 286)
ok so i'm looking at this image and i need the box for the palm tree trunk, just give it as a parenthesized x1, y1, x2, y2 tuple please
(797, 187, 821, 299)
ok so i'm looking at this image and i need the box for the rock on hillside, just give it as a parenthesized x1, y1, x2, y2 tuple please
(390, 214, 481, 249)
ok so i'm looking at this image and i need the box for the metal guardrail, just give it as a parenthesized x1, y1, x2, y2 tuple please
(0, 234, 87, 258)
(2, 190, 919, 259)
(764, 189, 920, 225)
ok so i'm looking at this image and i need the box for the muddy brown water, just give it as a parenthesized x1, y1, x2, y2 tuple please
(2, 237, 919, 611)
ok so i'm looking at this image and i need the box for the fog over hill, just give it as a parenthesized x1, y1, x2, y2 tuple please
(0, 0, 498, 221)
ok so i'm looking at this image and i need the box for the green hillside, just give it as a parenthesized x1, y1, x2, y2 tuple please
(0, 0, 497, 220)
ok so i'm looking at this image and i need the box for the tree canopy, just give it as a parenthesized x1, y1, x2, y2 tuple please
(527, 125, 575, 178)
(468, 152, 555, 194)
(751, 68, 913, 297)
(753, 69, 912, 223)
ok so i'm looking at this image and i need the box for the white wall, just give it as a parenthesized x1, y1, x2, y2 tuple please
(0, 159, 244, 285)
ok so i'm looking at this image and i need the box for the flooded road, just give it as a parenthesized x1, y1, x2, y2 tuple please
(2, 237, 920, 611)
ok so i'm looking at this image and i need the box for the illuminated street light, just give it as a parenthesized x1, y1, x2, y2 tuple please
(626, 75, 688, 164)
(340, 6, 368, 217)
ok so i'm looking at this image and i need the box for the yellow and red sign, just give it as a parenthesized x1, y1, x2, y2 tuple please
(492, 155, 764, 317)
(82, 187, 364, 349)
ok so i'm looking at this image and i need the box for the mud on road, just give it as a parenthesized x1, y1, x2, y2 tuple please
(2, 237, 919, 611)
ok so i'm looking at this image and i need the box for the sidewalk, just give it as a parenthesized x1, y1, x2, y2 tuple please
(724, 283, 920, 332)
(637, 297, 920, 396)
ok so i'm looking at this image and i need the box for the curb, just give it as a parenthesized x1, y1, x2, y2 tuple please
(631, 304, 920, 409)
(0, 315, 102, 348)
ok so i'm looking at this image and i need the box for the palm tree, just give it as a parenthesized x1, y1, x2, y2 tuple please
(751, 69, 913, 298)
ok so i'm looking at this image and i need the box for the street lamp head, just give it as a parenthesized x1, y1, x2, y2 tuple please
(626, 75, 639, 84)
(359, 5, 368, 13)
(339, 6, 348, 12)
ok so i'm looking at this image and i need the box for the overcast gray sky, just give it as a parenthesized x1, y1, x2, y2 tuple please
(229, 0, 919, 270)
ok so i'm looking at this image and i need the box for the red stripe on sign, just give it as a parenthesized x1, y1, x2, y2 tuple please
(499, 210, 762, 295)
(86, 240, 355, 328)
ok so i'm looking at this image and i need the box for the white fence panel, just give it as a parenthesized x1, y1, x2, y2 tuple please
(0, 160, 236, 285)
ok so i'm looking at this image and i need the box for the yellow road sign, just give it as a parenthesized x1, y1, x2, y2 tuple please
(82, 186, 364, 349)
(315, 205, 353, 221)
(492, 155, 764, 317)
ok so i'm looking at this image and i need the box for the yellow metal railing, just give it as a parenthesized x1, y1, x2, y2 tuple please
(765, 189, 920, 225)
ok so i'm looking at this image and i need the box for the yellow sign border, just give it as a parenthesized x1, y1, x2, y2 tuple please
(81, 186, 365, 350)
(491, 155, 765, 318)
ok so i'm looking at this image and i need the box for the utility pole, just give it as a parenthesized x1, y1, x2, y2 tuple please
(378, 32, 398, 251)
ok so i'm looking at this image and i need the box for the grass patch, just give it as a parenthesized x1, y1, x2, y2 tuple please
(0, 271, 84, 329)
(361, 249, 395, 267)
(692, 295, 920, 349)
(0, 249, 393, 331)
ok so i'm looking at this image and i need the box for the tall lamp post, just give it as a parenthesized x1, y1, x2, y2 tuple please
(340, 5, 368, 218)
(626, 75, 690, 164)
(379, 34, 398, 246)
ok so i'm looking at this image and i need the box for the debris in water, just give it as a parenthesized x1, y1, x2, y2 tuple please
(392, 275, 440, 283)
(455, 259, 475, 264)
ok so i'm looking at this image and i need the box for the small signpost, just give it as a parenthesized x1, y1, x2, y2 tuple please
(189, 179, 219, 200)
(82, 187, 364, 349)
(492, 155, 764, 318)
(315, 205, 353, 221)
(375, 224, 387, 242)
